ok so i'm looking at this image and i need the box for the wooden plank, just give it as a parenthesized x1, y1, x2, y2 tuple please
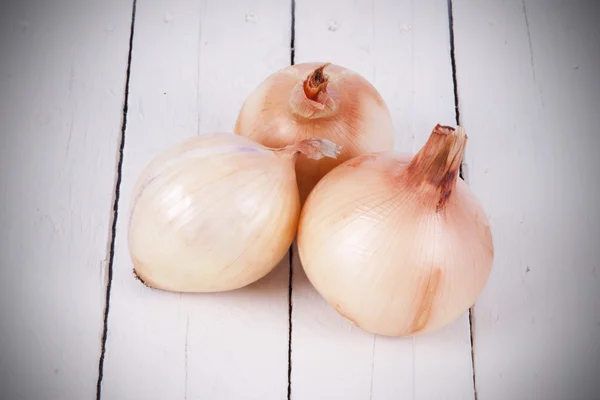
(99, 0, 291, 399)
(291, 0, 475, 398)
(0, 1, 133, 399)
(453, 1, 600, 399)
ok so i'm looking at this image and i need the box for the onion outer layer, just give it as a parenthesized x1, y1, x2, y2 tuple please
(128, 133, 341, 293)
(297, 125, 494, 336)
(234, 62, 395, 203)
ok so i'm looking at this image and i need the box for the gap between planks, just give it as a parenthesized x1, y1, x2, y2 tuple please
(287, 1, 297, 399)
(96, 1, 138, 399)
(447, 1, 478, 399)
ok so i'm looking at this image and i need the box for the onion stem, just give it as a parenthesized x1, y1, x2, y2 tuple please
(303, 63, 330, 101)
(405, 124, 467, 211)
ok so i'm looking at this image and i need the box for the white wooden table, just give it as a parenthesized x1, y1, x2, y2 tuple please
(1, 1, 598, 399)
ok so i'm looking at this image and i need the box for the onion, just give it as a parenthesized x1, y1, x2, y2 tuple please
(234, 62, 395, 203)
(297, 124, 494, 336)
(128, 133, 341, 293)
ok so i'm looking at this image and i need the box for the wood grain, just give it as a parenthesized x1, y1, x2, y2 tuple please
(453, 0, 600, 399)
(99, 0, 291, 399)
(291, 0, 475, 398)
(0, 1, 133, 399)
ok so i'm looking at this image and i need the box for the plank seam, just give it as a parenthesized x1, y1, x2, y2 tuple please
(184, 314, 190, 400)
(468, 309, 477, 400)
(368, 336, 376, 400)
(521, 0, 536, 83)
(95, 1, 138, 398)
(290, 0, 296, 65)
(287, 1, 296, 397)
(447, 1, 478, 400)
(447, 0, 461, 128)
(287, 245, 294, 400)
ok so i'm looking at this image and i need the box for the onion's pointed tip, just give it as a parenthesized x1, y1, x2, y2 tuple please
(434, 124, 468, 140)
(433, 124, 456, 135)
(315, 62, 331, 74)
(303, 63, 332, 100)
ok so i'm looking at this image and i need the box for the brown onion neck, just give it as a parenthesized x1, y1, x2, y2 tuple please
(405, 124, 467, 211)
(274, 138, 342, 161)
(289, 63, 337, 119)
(303, 63, 330, 100)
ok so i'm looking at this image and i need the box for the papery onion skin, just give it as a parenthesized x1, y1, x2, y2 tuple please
(128, 133, 341, 293)
(234, 62, 395, 203)
(297, 125, 494, 336)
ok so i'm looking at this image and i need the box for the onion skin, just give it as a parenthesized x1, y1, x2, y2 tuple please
(234, 62, 395, 204)
(128, 133, 341, 293)
(297, 125, 494, 336)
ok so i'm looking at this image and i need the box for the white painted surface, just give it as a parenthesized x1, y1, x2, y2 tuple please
(291, 0, 475, 399)
(100, 0, 291, 399)
(0, 1, 133, 399)
(454, 1, 600, 399)
(2, 1, 597, 399)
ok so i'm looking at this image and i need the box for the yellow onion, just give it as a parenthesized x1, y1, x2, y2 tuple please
(234, 62, 395, 203)
(128, 133, 341, 293)
(297, 124, 494, 336)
